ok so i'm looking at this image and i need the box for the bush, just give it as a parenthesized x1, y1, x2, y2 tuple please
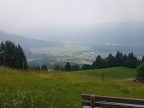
(135, 62, 144, 82)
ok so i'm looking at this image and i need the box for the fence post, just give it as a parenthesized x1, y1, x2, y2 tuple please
(91, 95, 95, 108)
(102, 72, 104, 81)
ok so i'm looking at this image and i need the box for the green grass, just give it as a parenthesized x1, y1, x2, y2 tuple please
(77, 67, 136, 79)
(0, 67, 144, 108)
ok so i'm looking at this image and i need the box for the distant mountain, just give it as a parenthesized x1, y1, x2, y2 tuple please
(68, 21, 144, 53)
(87, 21, 144, 45)
(0, 31, 63, 50)
(26, 21, 144, 47)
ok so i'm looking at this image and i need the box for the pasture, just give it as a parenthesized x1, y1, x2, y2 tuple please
(0, 67, 144, 108)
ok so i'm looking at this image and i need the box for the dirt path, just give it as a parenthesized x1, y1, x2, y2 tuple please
(117, 78, 134, 82)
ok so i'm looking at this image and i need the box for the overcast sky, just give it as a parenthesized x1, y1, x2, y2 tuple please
(0, 0, 144, 40)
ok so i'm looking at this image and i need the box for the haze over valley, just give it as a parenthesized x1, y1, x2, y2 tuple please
(0, 0, 144, 68)
(1, 21, 144, 68)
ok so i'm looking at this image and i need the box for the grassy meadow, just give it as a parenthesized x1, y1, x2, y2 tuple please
(0, 67, 144, 108)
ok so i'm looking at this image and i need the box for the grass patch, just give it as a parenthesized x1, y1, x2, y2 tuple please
(77, 67, 136, 79)
(0, 67, 143, 108)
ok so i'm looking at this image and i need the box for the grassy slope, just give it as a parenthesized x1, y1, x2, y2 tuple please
(0, 67, 144, 108)
(76, 67, 136, 79)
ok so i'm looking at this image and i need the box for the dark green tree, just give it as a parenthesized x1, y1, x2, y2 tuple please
(53, 64, 61, 71)
(106, 53, 116, 67)
(125, 52, 138, 68)
(0, 42, 5, 65)
(16, 45, 27, 69)
(5, 41, 17, 68)
(64, 62, 71, 71)
(71, 64, 80, 71)
(0, 41, 27, 69)
(92, 55, 104, 69)
(141, 56, 144, 63)
(81, 64, 91, 70)
(123, 55, 128, 66)
(115, 51, 124, 66)
(135, 63, 144, 82)
(41, 65, 48, 71)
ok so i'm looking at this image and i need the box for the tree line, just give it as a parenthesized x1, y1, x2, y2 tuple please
(82, 51, 144, 70)
(91, 51, 142, 69)
(54, 51, 144, 71)
(1, 41, 144, 72)
(0, 41, 27, 69)
(53, 63, 80, 71)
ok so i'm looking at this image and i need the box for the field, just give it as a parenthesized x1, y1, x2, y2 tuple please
(0, 67, 144, 108)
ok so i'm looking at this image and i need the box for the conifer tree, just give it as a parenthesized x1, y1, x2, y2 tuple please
(0, 41, 27, 69)
(0, 42, 5, 65)
(71, 64, 80, 71)
(41, 65, 48, 71)
(136, 63, 144, 82)
(64, 62, 71, 71)
(92, 55, 104, 69)
(141, 56, 144, 63)
(125, 52, 138, 68)
(115, 51, 124, 66)
(106, 53, 116, 67)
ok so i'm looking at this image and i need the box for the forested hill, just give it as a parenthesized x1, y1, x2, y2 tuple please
(0, 31, 63, 49)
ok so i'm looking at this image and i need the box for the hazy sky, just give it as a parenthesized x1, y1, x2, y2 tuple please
(0, 0, 144, 40)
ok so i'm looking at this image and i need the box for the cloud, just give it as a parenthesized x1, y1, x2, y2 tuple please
(0, 0, 144, 36)
(105, 43, 125, 46)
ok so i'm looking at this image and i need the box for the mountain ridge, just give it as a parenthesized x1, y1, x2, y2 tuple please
(0, 31, 63, 49)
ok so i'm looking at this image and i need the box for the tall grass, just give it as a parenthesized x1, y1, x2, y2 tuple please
(0, 67, 143, 108)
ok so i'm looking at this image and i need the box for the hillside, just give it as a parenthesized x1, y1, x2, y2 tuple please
(77, 67, 136, 79)
(0, 31, 63, 49)
(0, 67, 144, 108)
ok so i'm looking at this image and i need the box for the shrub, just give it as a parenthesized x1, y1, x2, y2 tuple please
(135, 62, 144, 82)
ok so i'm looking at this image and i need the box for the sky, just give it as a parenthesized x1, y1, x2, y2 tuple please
(0, 0, 144, 41)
